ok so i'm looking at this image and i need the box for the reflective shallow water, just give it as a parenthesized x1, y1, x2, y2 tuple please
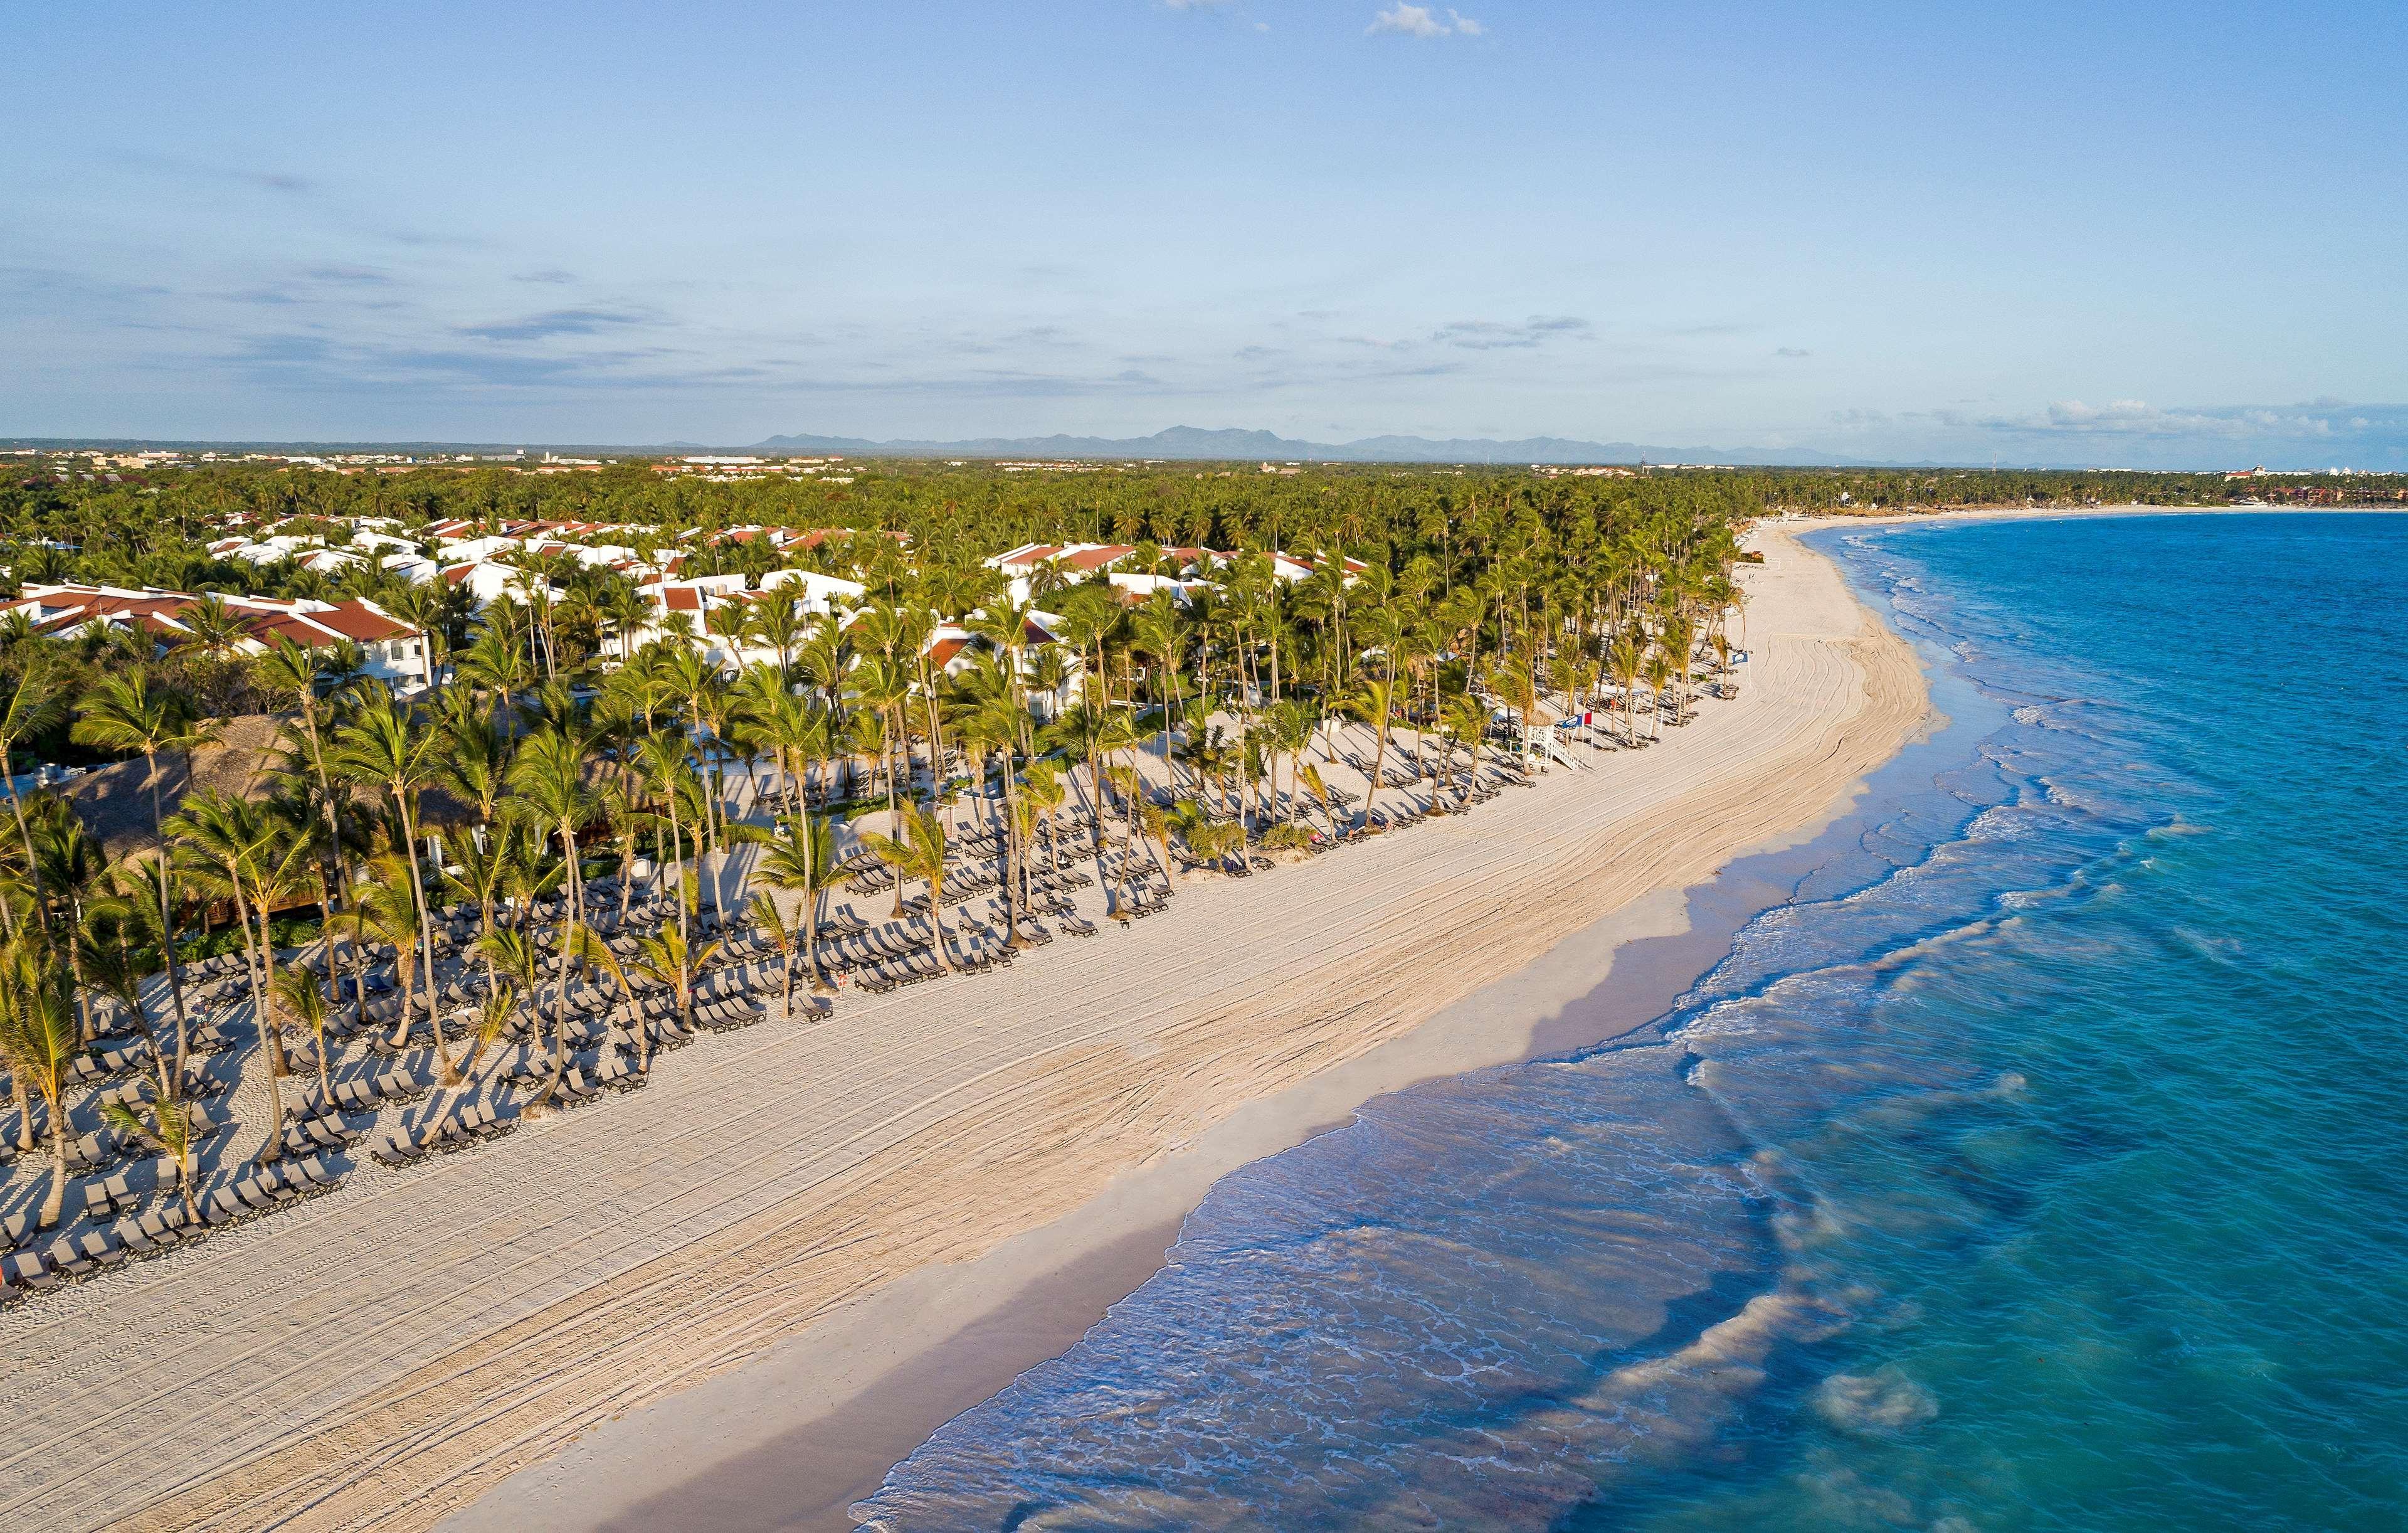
(857, 513, 2408, 1532)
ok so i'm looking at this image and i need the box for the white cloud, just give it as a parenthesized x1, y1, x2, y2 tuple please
(1449, 10, 1484, 34)
(1369, 4, 1450, 38)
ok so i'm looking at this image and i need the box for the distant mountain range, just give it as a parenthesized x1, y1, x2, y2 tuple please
(750, 425, 1873, 467)
(1, 427, 1943, 467)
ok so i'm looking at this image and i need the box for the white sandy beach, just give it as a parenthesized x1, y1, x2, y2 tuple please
(0, 521, 1926, 1532)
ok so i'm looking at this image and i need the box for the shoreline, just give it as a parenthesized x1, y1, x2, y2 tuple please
(446, 519, 1933, 1532)
(0, 521, 1927, 1533)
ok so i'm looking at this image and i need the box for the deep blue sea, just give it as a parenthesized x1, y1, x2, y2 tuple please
(856, 513, 2408, 1533)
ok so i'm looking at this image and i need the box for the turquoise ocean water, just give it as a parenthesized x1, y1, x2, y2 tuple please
(856, 513, 2408, 1532)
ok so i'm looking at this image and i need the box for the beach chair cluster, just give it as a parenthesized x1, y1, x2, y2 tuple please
(0, 1154, 346, 1305)
(371, 1105, 514, 1168)
(279, 1111, 366, 1158)
(186, 1020, 238, 1056)
(330, 1069, 429, 1114)
(202, 1155, 344, 1226)
(66, 1037, 154, 1086)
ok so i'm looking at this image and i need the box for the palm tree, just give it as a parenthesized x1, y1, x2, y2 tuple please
(441, 823, 517, 1009)
(1438, 692, 1488, 807)
(71, 666, 221, 860)
(1607, 634, 1646, 747)
(117, 857, 196, 1081)
(76, 894, 148, 1042)
(529, 920, 620, 1106)
(749, 891, 800, 1017)
(101, 1091, 200, 1224)
(750, 590, 809, 676)
(1021, 758, 1067, 873)
(472, 925, 544, 1059)
(167, 788, 300, 1152)
(1263, 697, 1318, 825)
(956, 694, 1033, 945)
(29, 799, 105, 1039)
(177, 592, 250, 661)
(635, 731, 698, 960)
(248, 635, 342, 859)
(436, 704, 514, 830)
(860, 804, 958, 973)
(1642, 649, 1673, 742)
(599, 579, 652, 665)
(1129, 597, 1191, 775)
(1038, 698, 1114, 861)
(0, 934, 82, 1226)
(1341, 675, 1399, 834)
(627, 925, 719, 1043)
(0, 662, 70, 906)
(1662, 612, 1698, 723)
(383, 581, 455, 687)
(509, 724, 598, 1056)
(353, 854, 457, 1082)
(270, 963, 334, 1103)
(753, 810, 845, 994)
(1174, 721, 1236, 821)
(330, 695, 447, 1072)
(846, 649, 915, 827)
(454, 625, 533, 707)
(1127, 790, 1176, 888)
(734, 662, 816, 817)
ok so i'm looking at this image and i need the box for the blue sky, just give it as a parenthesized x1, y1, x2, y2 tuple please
(5, 1, 2404, 467)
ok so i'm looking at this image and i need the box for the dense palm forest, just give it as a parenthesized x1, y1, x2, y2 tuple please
(0, 453, 1770, 1265)
(6, 456, 2389, 595)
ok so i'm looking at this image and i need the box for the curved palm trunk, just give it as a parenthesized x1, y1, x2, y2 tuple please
(1000, 758, 1029, 949)
(803, 884, 832, 995)
(664, 795, 691, 960)
(38, 1086, 70, 1228)
(8, 1074, 33, 1154)
(1364, 708, 1391, 835)
(926, 873, 958, 973)
(392, 786, 457, 1085)
(295, 697, 352, 989)
(5, 780, 48, 913)
(311, 1014, 332, 1101)
(538, 819, 586, 1103)
(795, 809, 835, 994)
(141, 761, 193, 1085)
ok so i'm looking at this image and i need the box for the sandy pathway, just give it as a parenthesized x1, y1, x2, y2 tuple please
(0, 523, 1925, 1531)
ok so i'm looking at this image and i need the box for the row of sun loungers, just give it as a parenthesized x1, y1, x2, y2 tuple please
(200, 1155, 344, 1226)
(279, 1113, 366, 1157)
(0, 1156, 349, 1303)
(371, 1105, 514, 1167)
(329, 1069, 427, 1114)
